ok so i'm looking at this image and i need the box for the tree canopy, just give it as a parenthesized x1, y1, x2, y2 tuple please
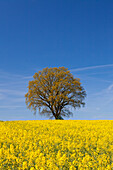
(25, 67, 86, 119)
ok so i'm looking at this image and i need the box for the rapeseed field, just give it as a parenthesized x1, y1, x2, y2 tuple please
(0, 120, 113, 170)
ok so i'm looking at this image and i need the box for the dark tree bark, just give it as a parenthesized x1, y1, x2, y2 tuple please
(56, 115, 64, 120)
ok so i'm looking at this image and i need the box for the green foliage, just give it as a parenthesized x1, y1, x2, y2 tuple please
(25, 67, 86, 119)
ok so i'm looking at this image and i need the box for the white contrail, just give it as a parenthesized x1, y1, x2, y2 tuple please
(107, 84, 113, 91)
(70, 64, 113, 72)
(0, 105, 24, 108)
(22, 76, 33, 79)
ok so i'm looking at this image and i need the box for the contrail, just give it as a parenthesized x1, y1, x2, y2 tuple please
(70, 64, 113, 72)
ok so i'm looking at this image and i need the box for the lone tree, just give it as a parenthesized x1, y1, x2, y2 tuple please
(25, 67, 86, 119)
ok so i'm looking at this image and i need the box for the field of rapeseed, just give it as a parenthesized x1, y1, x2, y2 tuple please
(0, 120, 113, 170)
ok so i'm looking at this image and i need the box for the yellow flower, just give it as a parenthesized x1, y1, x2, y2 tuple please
(0, 120, 113, 169)
(69, 165, 76, 170)
(30, 167, 35, 170)
(23, 161, 28, 170)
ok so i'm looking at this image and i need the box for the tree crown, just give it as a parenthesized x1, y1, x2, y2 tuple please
(25, 67, 86, 119)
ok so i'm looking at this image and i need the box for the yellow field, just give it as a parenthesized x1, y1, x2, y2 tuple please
(0, 120, 113, 170)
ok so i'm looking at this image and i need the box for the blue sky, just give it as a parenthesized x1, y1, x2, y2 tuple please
(0, 0, 113, 120)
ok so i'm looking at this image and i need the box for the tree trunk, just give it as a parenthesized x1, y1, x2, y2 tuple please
(55, 115, 64, 120)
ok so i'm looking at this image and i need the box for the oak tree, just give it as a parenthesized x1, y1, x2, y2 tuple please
(25, 67, 86, 119)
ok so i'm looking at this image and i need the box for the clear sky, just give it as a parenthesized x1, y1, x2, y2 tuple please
(0, 0, 113, 120)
